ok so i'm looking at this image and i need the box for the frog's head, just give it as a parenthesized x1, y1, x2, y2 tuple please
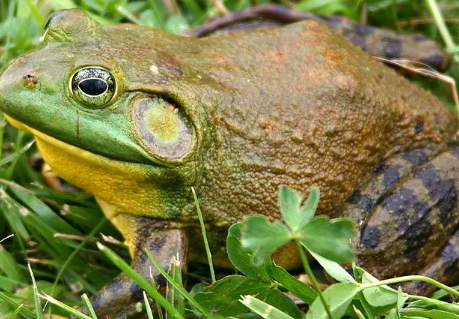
(0, 9, 212, 219)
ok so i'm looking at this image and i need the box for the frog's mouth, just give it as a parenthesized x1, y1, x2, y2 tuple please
(5, 114, 161, 178)
(6, 114, 184, 221)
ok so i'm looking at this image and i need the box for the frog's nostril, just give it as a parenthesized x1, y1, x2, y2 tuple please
(23, 74, 38, 86)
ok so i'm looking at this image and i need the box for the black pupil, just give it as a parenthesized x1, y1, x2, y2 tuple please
(79, 79, 107, 96)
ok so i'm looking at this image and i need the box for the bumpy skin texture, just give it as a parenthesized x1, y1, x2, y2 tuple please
(0, 8, 458, 317)
(192, 4, 450, 71)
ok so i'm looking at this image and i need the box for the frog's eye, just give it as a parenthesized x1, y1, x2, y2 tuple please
(70, 67, 116, 108)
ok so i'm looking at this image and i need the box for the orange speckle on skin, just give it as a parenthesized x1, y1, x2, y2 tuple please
(304, 68, 328, 81)
(264, 48, 288, 63)
(258, 117, 280, 133)
(292, 84, 305, 93)
(324, 49, 344, 66)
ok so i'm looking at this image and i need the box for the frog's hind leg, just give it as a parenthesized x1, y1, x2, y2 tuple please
(403, 227, 459, 294)
(337, 147, 459, 295)
(81, 214, 188, 319)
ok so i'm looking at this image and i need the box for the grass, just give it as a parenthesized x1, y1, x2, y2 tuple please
(1, 0, 459, 318)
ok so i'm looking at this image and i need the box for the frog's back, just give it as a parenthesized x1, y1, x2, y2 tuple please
(178, 21, 457, 224)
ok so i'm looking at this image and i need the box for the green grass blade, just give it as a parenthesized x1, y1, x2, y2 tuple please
(52, 219, 107, 296)
(0, 244, 24, 281)
(167, 257, 185, 317)
(0, 291, 36, 318)
(40, 293, 94, 319)
(424, 0, 456, 49)
(0, 140, 34, 167)
(240, 295, 295, 319)
(144, 291, 154, 319)
(97, 243, 184, 319)
(191, 187, 216, 283)
(81, 293, 98, 318)
(28, 263, 43, 319)
(144, 249, 213, 318)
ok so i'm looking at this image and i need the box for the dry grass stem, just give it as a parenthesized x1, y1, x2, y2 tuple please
(375, 57, 459, 117)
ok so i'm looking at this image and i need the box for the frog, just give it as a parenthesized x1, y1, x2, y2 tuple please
(0, 7, 458, 319)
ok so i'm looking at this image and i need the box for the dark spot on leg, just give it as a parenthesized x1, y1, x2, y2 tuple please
(381, 188, 430, 227)
(410, 279, 430, 292)
(450, 147, 459, 160)
(320, 15, 347, 27)
(130, 282, 144, 302)
(354, 23, 376, 35)
(106, 278, 124, 293)
(420, 54, 446, 70)
(381, 36, 402, 59)
(135, 232, 171, 264)
(380, 187, 432, 260)
(402, 149, 429, 167)
(91, 293, 101, 310)
(341, 30, 367, 51)
(345, 189, 374, 212)
(356, 195, 374, 212)
(345, 189, 361, 204)
(150, 235, 168, 253)
(154, 274, 168, 288)
(403, 213, 432, 261)
(412, 34, 429, 42)
(413, 118, 424, 133)
(416, 164, 458, 226)
(417, 164, 439, 190)
(373, 163, 384, 174)
(438, 180, 457, 225)
(441, 243, 459, 277)
(138, 250, 149, 264)
(361, 225, 381, 249)
(375, 164, 401, 189)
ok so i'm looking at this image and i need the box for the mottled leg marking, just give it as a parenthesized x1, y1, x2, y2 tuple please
(403, 227, 459, 295)
(335, 148, 431, 223)
(78, 215, 188, 319)
(338, 147, 459, 294)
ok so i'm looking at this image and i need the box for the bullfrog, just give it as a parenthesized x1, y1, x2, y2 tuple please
(0, 7, 459, 318)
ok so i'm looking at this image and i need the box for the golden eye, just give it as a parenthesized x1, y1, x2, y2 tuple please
(70, 67, 116, 108)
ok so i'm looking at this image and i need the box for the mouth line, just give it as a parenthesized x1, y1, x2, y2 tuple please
(4, 114, 149, 167)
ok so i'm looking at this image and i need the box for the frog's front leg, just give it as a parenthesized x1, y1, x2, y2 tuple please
(336, 147, 459, 295)
(82, 214, 188, 319)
